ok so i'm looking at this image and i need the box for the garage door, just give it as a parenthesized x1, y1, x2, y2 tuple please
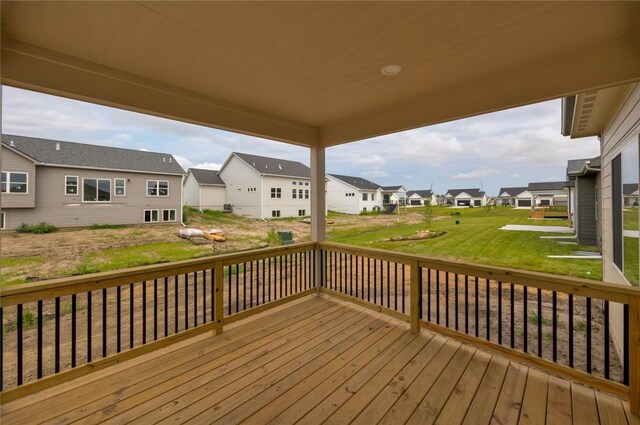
(457, 200, 470, 206)
(517, 199, 531, 207)
(410, 200, 422, 205)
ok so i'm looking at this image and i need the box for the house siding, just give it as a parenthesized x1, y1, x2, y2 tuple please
(2, 166, 182, 229)
(326, 177, 359, 214)
(262, 175, 311, 218)
(1, 146, 36, 208)
(599, 82, 640, 361)
(575, 175, 598, 246)
(183, 173, 201, 207)
(200, 186, 226, 211)
(220, 155, 262, 218)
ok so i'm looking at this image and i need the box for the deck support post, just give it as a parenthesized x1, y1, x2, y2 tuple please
(630, 295, 640, 416)
(214, 260, 224, 335)
(310, 146, 326, 295)
(410, 260, 420, 334)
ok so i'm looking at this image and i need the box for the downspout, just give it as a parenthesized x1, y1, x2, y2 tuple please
(198, 184, 203, 213)
(260, 173, 264, 220)
(180, 174, 186, 226)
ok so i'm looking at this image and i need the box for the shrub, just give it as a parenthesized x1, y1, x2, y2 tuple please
(15, 222, 58, 234)
(265, 228, 282, 246)
(182, 206, 191, 224)
(422, 203, 434, 226)
(90, 223, 126, 229)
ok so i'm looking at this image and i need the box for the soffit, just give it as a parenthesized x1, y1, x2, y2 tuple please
(2, 2, 640, 147)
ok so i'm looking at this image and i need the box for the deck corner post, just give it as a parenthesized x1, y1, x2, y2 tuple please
(214, 260, 224, 335)
(630, 295, 640, 416)
(310, 146, 326, 296)
(410, 259, 420, 334)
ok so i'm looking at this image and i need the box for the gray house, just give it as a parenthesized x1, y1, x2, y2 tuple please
(567, 156, 601, 247)
(1, 134, 185, 230)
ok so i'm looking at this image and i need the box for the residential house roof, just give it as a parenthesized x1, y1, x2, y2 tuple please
(232, 152, 310, 178)
(498, 187, 528, 197)
(567, 156, 601, 177)
(381, 185, 405, 192)
(1, 134, 186, 175)
(407, 190, 433, 198)
(188, 168, 225, 186)
(329, 174, 381, 191)
(527, 181, 569, 191)
(445, 188, 485, 198)
(623, 183, 639, 196)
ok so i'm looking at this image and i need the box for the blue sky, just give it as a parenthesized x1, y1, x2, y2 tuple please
(2, 86, 600, 196)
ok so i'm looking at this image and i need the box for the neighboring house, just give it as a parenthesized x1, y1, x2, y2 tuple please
(527, 181, 569, 206)
(497, 187, 531, 207)
(183, 168, 226, 211)
(218, 152, 312, 219)
(561, 82, 640, 360)
(623, 183, 639, 207)
(326, 174, 382, 214)
(381, 186, 408, 205)
(406, 190, 437, 206)
(566, 156, 601, 247)
(0, 134, 185, 230)
(443, 188, 487, 207)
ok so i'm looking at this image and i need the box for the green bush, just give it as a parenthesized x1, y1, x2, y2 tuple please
(90, 223, 126, 230)
(182, 206, 191, 224)
(265, 228, 282, 246)
(15, 222, 58, 234)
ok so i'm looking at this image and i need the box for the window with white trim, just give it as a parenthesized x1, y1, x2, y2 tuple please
(147, 180, 169, 196)
(65, 176, 78, 195)
(305, 189, 309, 199)
(298, 209, 306, 217)
(83, 178, 111, 202)
(0, 212, 5, 230)
(114, 178, 126, 196)
(362, 193, 368, 201)
(271, 210, 281, 218)
(144, 209, 159, 223)
(292, 189, 297, 199)
(162, 209, 177, 222)
(271, 188, 281, 199)
(298, 189, 303, 199)
(1, 172, 28, 193)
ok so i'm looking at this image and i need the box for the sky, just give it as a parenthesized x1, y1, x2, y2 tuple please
(2, 86, 600, 196)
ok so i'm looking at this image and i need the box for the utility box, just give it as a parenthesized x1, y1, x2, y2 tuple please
(278, 231, 294, 245)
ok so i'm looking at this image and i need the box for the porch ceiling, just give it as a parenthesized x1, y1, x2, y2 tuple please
(2, 2, 640, 147)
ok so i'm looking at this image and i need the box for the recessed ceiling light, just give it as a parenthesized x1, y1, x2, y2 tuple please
(381, 64, 402, 76)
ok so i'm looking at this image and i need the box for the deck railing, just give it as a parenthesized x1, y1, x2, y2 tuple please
(318, 241, 639, 415)
(0, 242, 315, 400)
(1, 241, 638, 414)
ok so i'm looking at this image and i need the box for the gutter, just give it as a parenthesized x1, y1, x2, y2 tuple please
(180, 174, 186, 226)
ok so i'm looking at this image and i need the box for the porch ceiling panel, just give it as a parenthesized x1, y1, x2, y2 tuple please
(2, 1, 640, 147)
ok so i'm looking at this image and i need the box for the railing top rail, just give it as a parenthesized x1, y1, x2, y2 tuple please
(0, 242, 316, 307)
(319, 241, 640, 303)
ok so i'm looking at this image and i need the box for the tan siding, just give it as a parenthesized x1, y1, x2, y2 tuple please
(183, 173, 201, 207)
(0, 147, 36, 208)
(200, 186, 226, 210)
(2, 166, 182, 229)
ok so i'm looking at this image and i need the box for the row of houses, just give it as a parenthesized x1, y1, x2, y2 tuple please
(496, 181, 569, 208)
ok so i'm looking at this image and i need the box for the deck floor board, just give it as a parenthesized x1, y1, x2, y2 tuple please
(0, 295, 633, 425)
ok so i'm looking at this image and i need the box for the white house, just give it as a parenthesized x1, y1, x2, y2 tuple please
(218, 152, 312, 219)
(326, 174, 383, 214)
(443, 188, 487, 207)
(406, 190, 437, 206)
(183, 168, 226, 211)
(527, 181, 569, 206)
(381, 186, 408, 205)
(497, 186, 531, 207)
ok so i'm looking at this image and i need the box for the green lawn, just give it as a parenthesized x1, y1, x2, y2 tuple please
(624, 208, 638, 231)
(624, 236, 639, 285)
(327, 207, 602, 280)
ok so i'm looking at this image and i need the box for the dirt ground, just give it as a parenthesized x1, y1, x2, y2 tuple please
(0, 209, 428, 283)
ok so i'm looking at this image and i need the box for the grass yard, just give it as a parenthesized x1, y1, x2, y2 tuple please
(328, 207, 602, 280)
(623, 207, 638, 231)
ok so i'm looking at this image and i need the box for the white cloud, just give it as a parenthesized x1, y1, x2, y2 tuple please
(361, 170, 388, 178)
(173, 155, 194, 170)
(451, 169, 500, 180)
(193, 162, 223, 170)
(355, 154, 386, 166)
(139, 147, 150, 152)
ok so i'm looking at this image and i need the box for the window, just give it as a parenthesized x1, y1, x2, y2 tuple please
(271, 187, 282, 199)
(114, 178, 126, 196)
(305, 190, 309, 199)
(1, 172, 28, 193)
(298, 209, 306, 217)
(83, 178, 111, 202)
(271, 210, 281, 218)
(162, 209, 177, 222)
(371, 193, 375, 202)
(292, 189, 297, 199)
(0, 212, 5, 230)
(292, 182, 297, 185)
(298, 189, 303, 199)
(305, 182, 309, 186)
(144, 209, 159, 223)
(362, 207, 367, 212)
(362, 193, 368, 201)
(65, 176, 78, 195)
(247, 187, 257, 192)
(617, 136, 639, 285)
(147, 180, 169, 196)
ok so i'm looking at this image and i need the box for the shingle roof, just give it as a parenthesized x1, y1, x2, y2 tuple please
(567, 156, 601, 176)
(527, 181, 568, 191)
(233, 152, 310, 178)
(2, 134, 185, 175)
(188, 168, 225, 186)
(498, 187, 528, 197)
(381, 185, 404, 191)
(624, 183, 638, 196)
(407, 190, 433, 198)
(445, 188, 485, 198)
(329, 174, 381, 190)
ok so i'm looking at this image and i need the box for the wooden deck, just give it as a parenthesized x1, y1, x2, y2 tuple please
(1, 295, 636, 425)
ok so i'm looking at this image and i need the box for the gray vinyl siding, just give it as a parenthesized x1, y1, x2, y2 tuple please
(0, 147, 36, 208)
(1, 165, 182, 229)
(575, 175, 598, 247)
